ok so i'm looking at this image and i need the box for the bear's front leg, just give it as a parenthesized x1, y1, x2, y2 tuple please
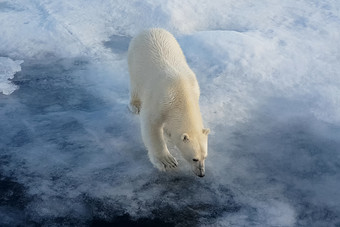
(140, 112, 178, 171)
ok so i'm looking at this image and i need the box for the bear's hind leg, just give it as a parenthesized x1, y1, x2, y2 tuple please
(129, 91, 141, 114)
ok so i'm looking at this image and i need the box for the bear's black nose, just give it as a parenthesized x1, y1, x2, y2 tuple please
(198, 173, 205, 178)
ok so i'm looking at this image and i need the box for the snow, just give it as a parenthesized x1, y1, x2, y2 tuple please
(1, 0, 340, 226)
(0, 57, 23, 95)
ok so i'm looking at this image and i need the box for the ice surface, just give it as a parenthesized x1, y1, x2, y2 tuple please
(1, 0, 340, 226)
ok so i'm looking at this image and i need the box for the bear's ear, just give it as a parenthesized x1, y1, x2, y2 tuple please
(202, 128, 210, 135)
(181, 133, 190, 142)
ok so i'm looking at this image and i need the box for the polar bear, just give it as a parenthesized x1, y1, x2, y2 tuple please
(127, 28, 210, 177)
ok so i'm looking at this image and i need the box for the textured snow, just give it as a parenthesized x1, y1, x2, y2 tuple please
(1, 0, 340, 226)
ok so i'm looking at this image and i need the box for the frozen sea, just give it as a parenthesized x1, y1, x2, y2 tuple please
(1, 1, 340, 226)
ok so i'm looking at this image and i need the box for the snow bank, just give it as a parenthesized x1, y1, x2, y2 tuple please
(0, 57, 23, 95)
(180, 28, 340, 126)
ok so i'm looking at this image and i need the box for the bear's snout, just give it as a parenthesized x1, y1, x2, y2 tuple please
(193, 166, 205, 178)
(198, 172, 205, 178)
(198, 168, 205, 177)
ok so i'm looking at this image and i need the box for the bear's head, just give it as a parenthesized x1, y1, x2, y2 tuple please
(176, 128, 210, 177)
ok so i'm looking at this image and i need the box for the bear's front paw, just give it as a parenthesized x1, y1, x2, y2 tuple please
(150, 153, 178, 171)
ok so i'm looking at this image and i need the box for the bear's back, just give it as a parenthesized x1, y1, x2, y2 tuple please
(128, 28, 191, 80)
(128, 28, 199, 107)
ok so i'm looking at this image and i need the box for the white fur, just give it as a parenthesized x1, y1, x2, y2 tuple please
(127, 28, 209, 177)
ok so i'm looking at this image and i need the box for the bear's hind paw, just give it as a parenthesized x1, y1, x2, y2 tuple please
(128, 104, 140, 114)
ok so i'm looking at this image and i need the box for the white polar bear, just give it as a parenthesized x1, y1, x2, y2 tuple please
(127, 28, 210, 177)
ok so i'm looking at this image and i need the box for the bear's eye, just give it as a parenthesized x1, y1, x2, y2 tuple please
(192, 159, 198, 162)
